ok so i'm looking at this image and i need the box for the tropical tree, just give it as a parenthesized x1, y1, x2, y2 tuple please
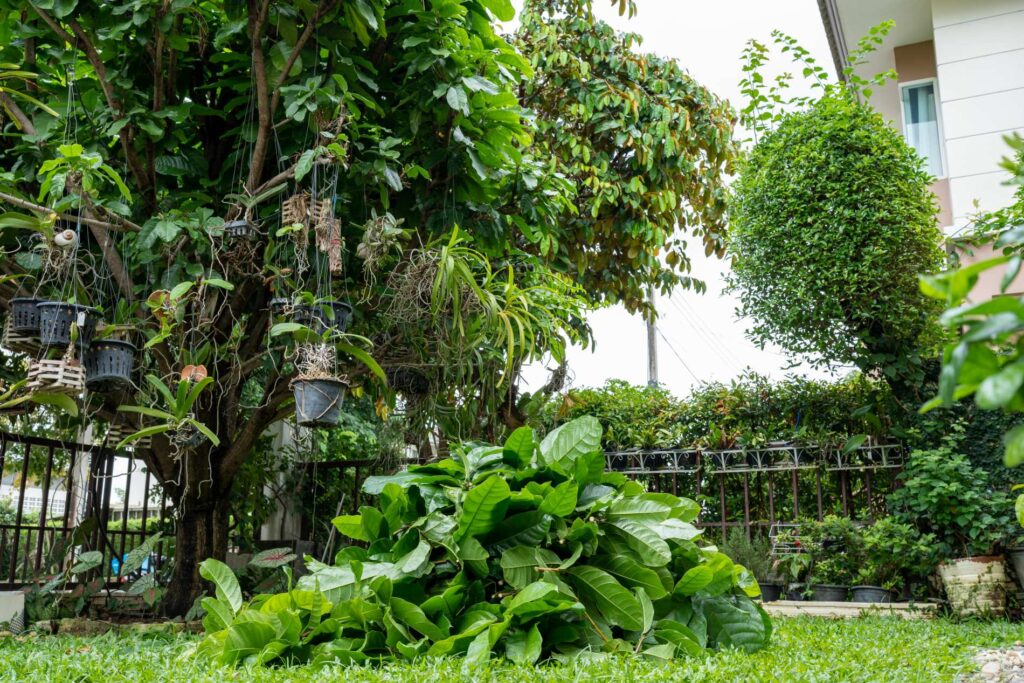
(0, 0, 736, 615)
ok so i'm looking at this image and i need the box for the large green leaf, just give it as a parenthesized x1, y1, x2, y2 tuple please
(674, 565, 714, 596)
(390, 597, 447, 641)
(119, 532, 163, 577)
(606, 497, 671, 523)
(456, 475, 511, 540)
(200, 558, 243, 614)
(485, 510, 550, 552)
(503, 426, 537, 467)
(481, 0, 515, 22)
(539, 415, 602, 471)
(606, 519, 672, 567)
(567, 565, 643, 631)
(539, 481, 577, 517)
(500, 546, 560, 589)
(591, 554, 668, 600)
(700, 595, 772, 654)
(505, 624, 542, 665)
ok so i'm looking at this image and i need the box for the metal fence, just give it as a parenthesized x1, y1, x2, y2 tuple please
(0, 431, 171, 589)
(604, 442, 905, 540)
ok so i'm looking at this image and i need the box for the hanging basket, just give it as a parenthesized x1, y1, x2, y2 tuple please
(36, 302, 99, 350)
(223, 218, 255, 240)
(26, 358, 85, 396)
(292, 377, 347, 427)
(10, 297, 43, 335)
(294, 301, 353, 335)
(105, 421, 151, 450)
(84, 339, 136, 392)
(2, 317, 40, 355)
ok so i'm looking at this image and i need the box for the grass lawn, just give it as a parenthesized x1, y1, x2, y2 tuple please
(1, 616, 1022, 682)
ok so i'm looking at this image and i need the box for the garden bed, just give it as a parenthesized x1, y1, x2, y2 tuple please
(1, 616, 1021, 682)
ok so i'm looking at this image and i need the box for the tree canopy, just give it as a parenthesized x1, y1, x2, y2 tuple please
(0, 0, 736, 614)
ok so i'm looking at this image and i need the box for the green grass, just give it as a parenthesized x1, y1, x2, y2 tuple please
(0, 616, 1022, 682)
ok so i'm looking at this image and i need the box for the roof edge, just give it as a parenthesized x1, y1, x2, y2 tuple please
(817, 0, 849, 81)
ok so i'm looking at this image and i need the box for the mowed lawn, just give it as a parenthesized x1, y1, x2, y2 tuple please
(1, 616, 1022, 682)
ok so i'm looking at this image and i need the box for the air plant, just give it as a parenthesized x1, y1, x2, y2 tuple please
(116, 374, 218, 449)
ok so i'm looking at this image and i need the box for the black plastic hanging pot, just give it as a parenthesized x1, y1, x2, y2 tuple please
(293, 301, 353, 335)
(292, 377, 347, 427)
(36, 302, 99, 349)
(10, 297, 43, 335)
(223, 219, 254, 239)
(84, 339, 136, 392)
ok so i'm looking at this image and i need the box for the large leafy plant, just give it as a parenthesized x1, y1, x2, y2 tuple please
(196, 417, 770, 667)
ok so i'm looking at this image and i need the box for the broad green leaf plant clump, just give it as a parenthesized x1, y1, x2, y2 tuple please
(195, 417, 770, 667)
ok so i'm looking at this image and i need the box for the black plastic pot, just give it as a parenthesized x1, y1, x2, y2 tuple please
(293, 378, 347, 427)
(295, 301, 353, 335)
(36, 302, 99, 349)
(10, 297, 43, 335)
(850, 585, 893, 603)
(1008, 548, 1024, 592)
(84, 339, 136, 392)
(759, 582, 783, 602)
(223, 219, 254, 239)
(785, 583, 807, 601)
(808, 584, 849, 601)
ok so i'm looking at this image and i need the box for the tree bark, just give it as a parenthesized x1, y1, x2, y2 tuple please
(161, 487, 230, 618)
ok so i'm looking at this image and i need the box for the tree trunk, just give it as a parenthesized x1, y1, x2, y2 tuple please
(162, 489, 230, 617)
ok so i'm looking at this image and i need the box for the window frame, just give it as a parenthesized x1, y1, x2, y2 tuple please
(898, 77, 948, 180)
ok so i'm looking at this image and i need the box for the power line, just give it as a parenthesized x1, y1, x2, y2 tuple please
(667, 296, 745, 372)
(656, 327, 701, 385)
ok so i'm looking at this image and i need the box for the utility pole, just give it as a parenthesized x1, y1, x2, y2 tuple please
(646, 283, 658, 387)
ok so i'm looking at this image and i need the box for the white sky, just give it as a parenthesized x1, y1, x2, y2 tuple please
(519, 0, 845, 397)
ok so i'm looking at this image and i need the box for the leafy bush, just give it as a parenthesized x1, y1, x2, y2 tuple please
(802, 516, 863, 586)
(196, 417, 771, 667)
(717, 529, 773, 583)
(728, 91, 945, 398)
(858, 517, 936, 591)
(887, 448, 1017, 560)
(545, 373, 892, 451)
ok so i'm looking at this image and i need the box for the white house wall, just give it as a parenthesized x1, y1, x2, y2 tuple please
(931, 0, 1024, 225)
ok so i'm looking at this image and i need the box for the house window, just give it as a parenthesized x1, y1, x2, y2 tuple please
(900, 80, 945, 178)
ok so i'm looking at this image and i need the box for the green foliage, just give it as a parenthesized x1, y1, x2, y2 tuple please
(801, 516, 862, 586)
(517, 2, 738, 313)
(858, 517, 936, 591)
(729, 91, 945, 395)
(887, 448, 1017, 559)
(7, 617, 1024, 681)
(197, 417, 770, 666)
(921, 135, 1024, 518)
(717, 530, 772, 583)
(544, 373, 892, 450)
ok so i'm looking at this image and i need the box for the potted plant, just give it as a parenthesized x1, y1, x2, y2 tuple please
(36, 301, 100, 350)
(289, 343, 348, 427)
(9, 296, 43, 336)
(116, 371, 219, 449)
(718, 529, 781, 601)
(271, 292, 353, 336)
(1006, 536, 1024, 592)
(852, 517, 937, 603)
(888, 448, 1017, 615)
(770, 530, 811, 600)
(85, 302, 138, 392)
(802, 515, 862, 602)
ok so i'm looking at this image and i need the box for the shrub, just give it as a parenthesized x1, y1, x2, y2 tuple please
(887, 448, 1017, 560)
(728, 92, 945, 399)
(196, 417, 771, 667)
(859, 517, 936, 591)
(802, 516, 863, 586)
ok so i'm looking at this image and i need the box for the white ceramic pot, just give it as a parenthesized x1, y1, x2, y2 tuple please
(937, 555, 1010, 615)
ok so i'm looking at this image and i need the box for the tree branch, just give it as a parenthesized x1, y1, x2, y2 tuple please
(0, 191, 142, 232)
(268, 0, 339, 117)
(31, 6, 153, 204)
(218, 370, 293, 484)
(0, 93, 37, 136)
(245, 0, 272, 193)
